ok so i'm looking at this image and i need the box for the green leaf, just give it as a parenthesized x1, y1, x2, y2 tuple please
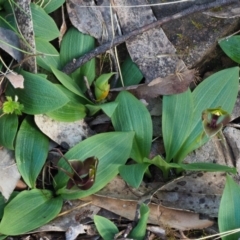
(60, 27, 95, 91)
(94, 215, 119, 240)
(176, 67, 239, 162)
(14, 70, 69, 114)
(143, 156, 181, 179)
(15, 116, 49, 188)
(51, 66, 90, 102)
(0, 111, 18, 150)
(31, 3, 59, 41)
(0, 235, 6, 240)
(55, 84, 89, 104)
(129, 204, 149, 240)
(162, 89, 193, 162)
(54, 131, 134, 199)
(0, 189, 62, 235)
(119, 163, 149, 188)
(117, 56, 143, 87)
(40, 0, 65, 13)
(36, 38, 60, 71)
(86, 102, 118, 117)
(179, 163, 236, 174)
(46, 101, 86, 122)
(0, 194, 5, 219)
(218, 175, 240, 240)
(219, 36, 240, 64)
(0, 192, 18, 219)
(111, 91, 152, 162)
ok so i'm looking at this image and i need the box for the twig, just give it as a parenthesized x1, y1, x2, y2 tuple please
(62, 0, 238, 74)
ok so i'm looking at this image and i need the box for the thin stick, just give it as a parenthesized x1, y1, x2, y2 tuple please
(62, 0, 237, 74)
(84, 76, 96, 103)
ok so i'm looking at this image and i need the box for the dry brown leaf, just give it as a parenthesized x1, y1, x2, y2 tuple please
(6, 72, 24, 89)
(66, 0, 116, 43)
(111, 68, 197, 98)
(82, 195, 213, 230)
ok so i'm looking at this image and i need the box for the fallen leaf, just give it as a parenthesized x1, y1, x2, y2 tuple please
(6, 72, 24, 89)
(110, 68, 197, 97)
(66, 0, 115, 43)
(82, 195, 213, 230)
(34, 114, 94, 148)
(0, 148, 21, 200)
(0, 27, 23, 62)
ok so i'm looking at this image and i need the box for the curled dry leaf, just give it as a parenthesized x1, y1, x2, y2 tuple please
(110, 68, 198, 98)
(0, 148, 21, 200)
(6, 72, 24, 89)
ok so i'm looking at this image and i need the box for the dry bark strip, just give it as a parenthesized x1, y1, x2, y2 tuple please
(14, 0, 37, 73)
(62, 0, 238, 75)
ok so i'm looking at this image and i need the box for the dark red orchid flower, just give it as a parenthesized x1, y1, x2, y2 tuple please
(202, 107, 230, 137)
(66, 156, 98, 190)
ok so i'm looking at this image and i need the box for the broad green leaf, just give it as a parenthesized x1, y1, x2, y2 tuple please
(46, 101, 86, 122)
(119, 163, 149, 188)
(218, 175, 240, 240)
(0, 235, 6, 240)
(179, 163, 236, 174)
(60, 27, 95, 91)
(176, 67, 239, 162)
(86, 102, 118, 117)
(129, 204, 149, 240)
(0, 111, 18, 150)
(13, 70, 69, 114)
(55, 84, 90, 105)
(219, 36, 240, 64)
(0, 189, 62, 235)
(51, 66, 90, 102)
(0, 192, 18, 219)
(54, 131, 134, 199)
(36, 38, 60, 71)
(15, 116, 49, 188)
(162, 89, 193, 162)
(94, 215, 119, 240)
(31, 3, 59, 41)
(40, 0, 65, 13)
(117, 56, 143, 87)
(111, 91, 152, 162)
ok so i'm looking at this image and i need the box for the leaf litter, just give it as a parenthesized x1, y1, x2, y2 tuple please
(1, 0, 240, 239)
